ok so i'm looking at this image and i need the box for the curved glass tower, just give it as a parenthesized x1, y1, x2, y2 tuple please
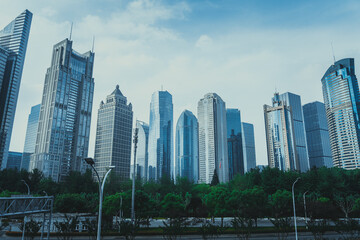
(198, 93, 229, 183)
(175, 110, 199, 183)
(148, 90, 173, 181)
(321, 58, 360, 169)
(0, 10, 32, 169)
(136, 120, 149, 180)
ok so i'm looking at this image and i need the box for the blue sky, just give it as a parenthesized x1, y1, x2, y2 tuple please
(2, 0, 360, 165)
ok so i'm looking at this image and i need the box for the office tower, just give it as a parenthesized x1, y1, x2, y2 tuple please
(241, 122, 256, 172)
(6, 151, 22, 170)
(94, 85, 133, 180)
(29, 39, 94, 181)
(303, 102, 333, 168)
(226, 109, 244, 179)
(198, 93, 229, 184)
(148, 91, 173, 181)
(0, 10, 32, 169)
(321, 58, 360, 169)
(175, 110, 199, 183)
(21, 104, 40, 170)
(277, 92, 309, 172)
(264, 93, 299, 171)
(134, 120, 149, 180)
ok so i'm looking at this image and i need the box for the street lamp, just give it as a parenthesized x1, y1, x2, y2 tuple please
(292, 177, 301, 240)
(85, 157, 114, 240)
(21, 180, 30, 240)
(303, 190, 309, 228)
(131, 128, 139, 224)
(21, 180, 30, 195)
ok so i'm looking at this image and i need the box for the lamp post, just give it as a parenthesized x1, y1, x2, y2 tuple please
(303, 190, 309, 228)
(85, 157, 114, 240)
(119, 192, 123, 233)
(131, 128, 139, 224)
(292, 177, 300, 240)
(21, 180, 30, 240)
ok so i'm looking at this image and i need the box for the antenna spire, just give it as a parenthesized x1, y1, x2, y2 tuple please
(92, 36, 95, 52)
(69, 22, 73, 40)
(161, 85, 163, 91)
(331, 42, 336, 64)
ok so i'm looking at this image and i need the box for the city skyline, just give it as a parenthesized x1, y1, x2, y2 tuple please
(2, 1, 360, 166)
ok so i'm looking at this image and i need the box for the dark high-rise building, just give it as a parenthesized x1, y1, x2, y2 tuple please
(226, 109, 244, 179)
(241, 122, 256, 172)
(0, 10, 32, 169)
(148, 91, 173, 181)
(94, 85, 133, 180)
(303, 101, 333, 168)
(175, 110, 199, 183)
(321, 58, 360, 169)
(6, 151, 22, 170)
(21, 104, 40, 170)
(29, 39, 94, 181)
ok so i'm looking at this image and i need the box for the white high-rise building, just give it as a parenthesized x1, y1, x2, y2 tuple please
(197, 93, 229, 184)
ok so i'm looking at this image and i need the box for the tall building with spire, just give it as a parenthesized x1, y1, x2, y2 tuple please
(94, 85, 133, 180)
(198, 93, 229, 183)
(29, 39, 94, 181)
(0, 10, 32, 169)
(321, 58, 360, 169)
(148, 90, 173, 181)
(175, 110, 199, 183)
(264, 93, 299, 171)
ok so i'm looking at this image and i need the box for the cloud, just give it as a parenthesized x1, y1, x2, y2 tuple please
(195, 34, 213, 50)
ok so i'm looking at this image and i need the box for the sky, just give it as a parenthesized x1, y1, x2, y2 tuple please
(2, 0, 360, 165)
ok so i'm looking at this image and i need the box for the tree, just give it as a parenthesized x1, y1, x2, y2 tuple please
(54, 214, 79, 240)
(210, 169, 219, 186)
(204, 186, 230, 227)
(18, 218, 42, 240)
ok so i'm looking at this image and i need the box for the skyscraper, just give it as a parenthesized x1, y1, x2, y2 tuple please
(277, 92, 309, 172)
(264, 93, 299, 171)
(226, 109, 244, 179)
(29, 39, 94, 181)
(21, 104, 40, 170)
(198, 93, 229, 184)
(241, 122, 256, 173)
(148, 91, 173, 181)
(94, 85, 133, 180)
(135, 120, 149, 180)
(175, 110, 199, 183)
(303, 101, 332, 168)
(321, 58, 360, 169)
(0, 10, 32, 169)
(6, 151, 22, 170)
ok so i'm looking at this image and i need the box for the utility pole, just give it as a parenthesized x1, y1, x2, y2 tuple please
(131, 128, 139, 224)
(292, 177, 301, 240)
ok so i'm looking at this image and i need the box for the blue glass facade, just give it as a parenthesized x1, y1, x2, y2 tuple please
(21, 104, 40, 170)
(6, 151, 22, 170)
(277, 92, 310, 172)
(303, 101, 332, 168)
(30, 39, 94, 181)
(135, 120, 149, 180)
(148, 91, 173, 181)
(264, 93, 299, 171)
(0, 10, 32, 169)
(321, 58, 360, 169)
(226, 109, 244, 179)
(175, 110, 199, 183)
(241, 122, 256, 172)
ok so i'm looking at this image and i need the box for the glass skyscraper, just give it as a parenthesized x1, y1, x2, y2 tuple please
(264, 93, 299, 171)
(29, 39, 94, 181)
(0, 10, 32, 169)
(6, 151, 22, 170)
(321, 58, 360, 169)
(148, 91, 173, 181)
(94, 85, 133, 180)
(21, 104, 40, 170)
(277, 92, 310, 172)
(241, 122, 256, 173)
(198, 93, 229, 183)
(226, 109, 244, 179)
(175, 110, 199, 183)
(135, 120, 149, 180)
(303, 101, 332, 168)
